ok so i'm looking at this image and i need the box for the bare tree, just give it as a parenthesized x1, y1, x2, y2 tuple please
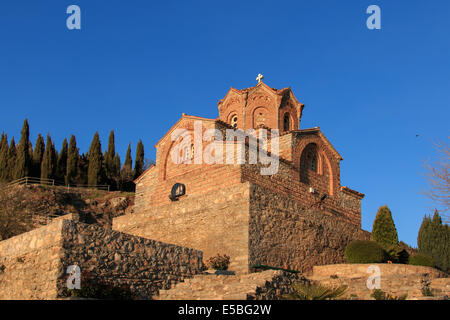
(423, 138, 449, 223)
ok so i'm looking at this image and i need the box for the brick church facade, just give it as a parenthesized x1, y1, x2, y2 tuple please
(113, 79, 370, 273)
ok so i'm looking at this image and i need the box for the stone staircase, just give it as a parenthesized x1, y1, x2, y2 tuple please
(157, 270, 306, 300)
(156, 264, 450, 300)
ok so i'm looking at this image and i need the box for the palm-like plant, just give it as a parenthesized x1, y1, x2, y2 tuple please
(283, 282, 348, 300)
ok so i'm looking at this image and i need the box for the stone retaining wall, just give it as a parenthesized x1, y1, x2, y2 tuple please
(0, 219, 203, 299)
(310, 263, 449, 299)
(57, 220, 203, 299)
(0, 219, 65, 299)
(113, 183, 251, 274)
(312, 264, 447, 279)
(249, 184, 371, 273)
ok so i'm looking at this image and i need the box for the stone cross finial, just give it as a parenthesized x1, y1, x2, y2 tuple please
(256, 73, 264, 83)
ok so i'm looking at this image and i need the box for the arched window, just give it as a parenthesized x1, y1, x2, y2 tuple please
(283, 113, 290, 131)
(231, 115, 238, 128)
(300, 143, 319, 184)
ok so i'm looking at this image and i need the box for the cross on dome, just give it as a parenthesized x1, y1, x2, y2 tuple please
(256, 73, 264, 83)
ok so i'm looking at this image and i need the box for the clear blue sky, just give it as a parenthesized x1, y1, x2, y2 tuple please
(0, 1, 449, 247)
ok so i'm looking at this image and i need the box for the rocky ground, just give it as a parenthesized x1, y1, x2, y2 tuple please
(1, 184, 134, 233)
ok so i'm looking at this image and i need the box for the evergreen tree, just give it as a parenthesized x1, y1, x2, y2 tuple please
(56, 138, 68, 182)
(13, 119, 31, 180)
(122, 143, 132, 175)
(120, 143, 133, 191)
(87, 132, 104, 186)
(66, 135, 79, 185)
(112, 153, 121, 190)
(134, 140, 144, 180)
(104, 130, 117, 184)
(0, 134, 9, 181)
(372, 205, 399, 248)
(0, 133, 5, 154)
(418, 210, 450, 271)
(41, 134, 57, 181)
(7, 138, 17, 181)
(32, 134, 45, 178)
(76, 153, 88, 185)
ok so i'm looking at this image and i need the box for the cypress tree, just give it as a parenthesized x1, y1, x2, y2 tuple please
(113, 154, 121, 176)
(120, 143, 133, 191)
(56, 138, 68, 182)
(112, 153, 121, 190)
(418, 210, 450, 271)
(123, 143, 132, 176)
(0, 133, 5, 153)
(134, 140, 144, 180)
(77, 153, 88, 185)
(66, 135, 79, 185)
(104, 130, 116, 183)
(7, 138, 17, 182)
(32, 134, 45, 178)
(41, 134, 57, 181)
(372, 205, 399, 248)
(13, 119, 31, 180)
(0, 134, 9, 181)
(87, 132, 104, 186)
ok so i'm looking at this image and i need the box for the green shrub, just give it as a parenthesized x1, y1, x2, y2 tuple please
(345, 240, 388, 263)
(372, 205, 399, 248)
(384, 245, 409, 264)
(283, 282, 348, 300)
(422, 286, 434, 297)
(408, 254, 434, 267)
(370, 289, 407, 300)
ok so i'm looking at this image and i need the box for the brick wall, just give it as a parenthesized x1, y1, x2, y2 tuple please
(242, 158, 363, 226)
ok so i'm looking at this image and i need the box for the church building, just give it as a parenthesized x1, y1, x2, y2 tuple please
(113, 76, 369, 273)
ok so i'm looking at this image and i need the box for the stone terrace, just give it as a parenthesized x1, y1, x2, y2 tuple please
(309, 264, 450, 300)
(0, 219, 203, 300)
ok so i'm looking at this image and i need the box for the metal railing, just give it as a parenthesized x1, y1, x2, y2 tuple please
(5, 176, 110, 192)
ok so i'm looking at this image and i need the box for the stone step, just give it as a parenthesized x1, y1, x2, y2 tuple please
(157, 270, 304, 300)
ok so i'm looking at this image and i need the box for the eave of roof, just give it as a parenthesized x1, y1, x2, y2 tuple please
(154, 114, 216, 148)
(133, 164, 156, 184)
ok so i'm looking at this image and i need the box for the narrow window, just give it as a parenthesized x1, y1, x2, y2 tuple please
(300, 143, 319, 184)
(283, 113, 290, 131)
(231, 115, 238, 128)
